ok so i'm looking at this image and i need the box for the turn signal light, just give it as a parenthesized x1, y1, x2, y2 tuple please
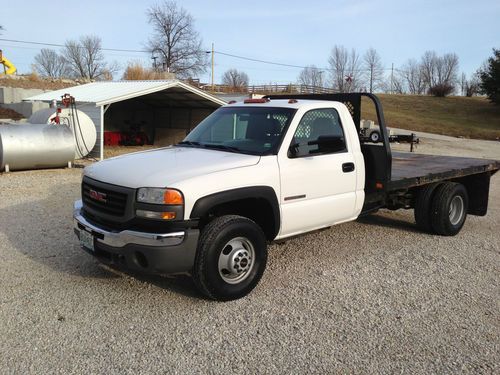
(136, 210, 176, 220)
(161, 212, 176, 220)
(164, 189, 183, 205)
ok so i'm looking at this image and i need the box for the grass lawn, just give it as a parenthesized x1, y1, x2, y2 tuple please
(361, 94, 500, 140)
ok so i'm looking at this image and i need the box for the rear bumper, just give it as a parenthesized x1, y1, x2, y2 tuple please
(73, 200, 199, 275)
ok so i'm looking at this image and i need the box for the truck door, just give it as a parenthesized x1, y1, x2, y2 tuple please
(277, 107, 358, 237)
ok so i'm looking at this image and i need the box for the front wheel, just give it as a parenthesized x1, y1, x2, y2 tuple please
(192, 215, 268, 301)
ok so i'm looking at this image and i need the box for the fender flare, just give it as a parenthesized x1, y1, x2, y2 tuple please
(190, 186, 280, 239)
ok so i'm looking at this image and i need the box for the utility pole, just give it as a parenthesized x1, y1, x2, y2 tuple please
(211, 42, 214, 92)
(390, 63, 394, 95)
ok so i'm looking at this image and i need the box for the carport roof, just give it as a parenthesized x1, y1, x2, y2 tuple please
(24, 79, 226, 107)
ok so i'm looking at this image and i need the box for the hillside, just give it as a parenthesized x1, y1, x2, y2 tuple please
(361, 94, 500, 140)
(0, 76, 76, 90)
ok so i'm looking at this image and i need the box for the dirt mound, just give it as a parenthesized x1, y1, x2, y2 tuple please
(0, 76, 76, 90)
(0, 107, 24, 120)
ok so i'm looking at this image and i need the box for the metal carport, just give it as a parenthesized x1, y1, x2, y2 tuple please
(25, 80, 226, 159)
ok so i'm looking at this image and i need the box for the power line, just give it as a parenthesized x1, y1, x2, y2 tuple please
(0, 38, 148, 53)
(215, 49, 404, 73)
(1, 37, 412, 74)
(215, 50, 311, 69)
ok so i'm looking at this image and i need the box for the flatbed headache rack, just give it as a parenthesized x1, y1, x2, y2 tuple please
(265, 93, 500, 214)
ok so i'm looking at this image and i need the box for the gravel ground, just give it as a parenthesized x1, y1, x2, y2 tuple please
(0, 137, 499, 374)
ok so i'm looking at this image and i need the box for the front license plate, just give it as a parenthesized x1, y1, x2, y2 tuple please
(80, 229, 94, 251)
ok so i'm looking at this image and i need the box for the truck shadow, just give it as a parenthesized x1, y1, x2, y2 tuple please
(1, 178, 422, 300)
(0, 181, 200, 299)
(356, 212, 421, 233)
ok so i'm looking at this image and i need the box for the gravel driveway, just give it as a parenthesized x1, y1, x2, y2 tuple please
(1, 136, 499, 374)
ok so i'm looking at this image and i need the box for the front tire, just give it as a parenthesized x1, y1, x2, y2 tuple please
(193, 215, 267, 301)
(430, 182, 468, 236)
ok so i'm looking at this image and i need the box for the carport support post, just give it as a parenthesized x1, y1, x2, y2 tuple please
(99, 105, 104, 160)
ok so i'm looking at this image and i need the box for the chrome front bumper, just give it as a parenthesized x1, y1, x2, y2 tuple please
(73, 200, 185, 248)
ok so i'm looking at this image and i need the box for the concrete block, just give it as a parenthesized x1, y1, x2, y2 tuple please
(0, 87, 47, 104)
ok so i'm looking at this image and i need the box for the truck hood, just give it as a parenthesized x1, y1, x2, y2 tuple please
(84, 146, 260, 188)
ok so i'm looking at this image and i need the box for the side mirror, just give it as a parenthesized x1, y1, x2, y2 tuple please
(288, 142, 300, 158)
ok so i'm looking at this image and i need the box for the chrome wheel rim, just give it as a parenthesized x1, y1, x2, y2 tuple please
(218, 237, 255, 284)
(371, 132, 379, 142)
(449, 195, 464, 225)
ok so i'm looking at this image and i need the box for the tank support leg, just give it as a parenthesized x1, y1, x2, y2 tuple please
(5, 164, 10, 173)
(68, 161, 72, 169)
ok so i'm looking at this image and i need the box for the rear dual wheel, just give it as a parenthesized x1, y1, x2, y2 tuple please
(414, 183, 442, 233)
(430, 182, 468, 236)
(414, 182, 468, 236)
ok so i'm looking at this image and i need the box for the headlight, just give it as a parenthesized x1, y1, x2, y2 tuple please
(137, 188, 184, 205)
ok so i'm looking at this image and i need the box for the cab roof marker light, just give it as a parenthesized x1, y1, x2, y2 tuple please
(228, 100, 237, 104)
(288, 99, 298, 104)
(244, 98, 270, 104)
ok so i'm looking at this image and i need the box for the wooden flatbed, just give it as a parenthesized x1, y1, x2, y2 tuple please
(389, 152, 500, 190)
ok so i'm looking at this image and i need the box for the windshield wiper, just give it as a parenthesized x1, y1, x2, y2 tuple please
(202, 144, 241, 153)
(176, 140, 201, 146)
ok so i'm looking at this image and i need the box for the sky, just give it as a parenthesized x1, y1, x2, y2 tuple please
(1, 0, 499, 85)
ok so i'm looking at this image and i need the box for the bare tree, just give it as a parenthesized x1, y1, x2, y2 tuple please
(381, 73, 405, 94)
(420, 51, 459, 96)
(420, 50, 438, 90)
(222, 69, 249, 91)
(146, 1, 208, 78)
(463, 72, 481, 97)
(399, 59, 425, 94)
(328, 45, 361, 92)
(33, 49, 69, 78)
(363, 48, 384, 93)
(63, 35, 114, 80)
(297, 65, 324, 87)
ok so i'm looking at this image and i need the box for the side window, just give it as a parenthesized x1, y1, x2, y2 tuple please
(289, 108, 346, 158)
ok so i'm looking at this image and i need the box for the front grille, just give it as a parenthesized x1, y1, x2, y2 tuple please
(82, 179, 128, 217)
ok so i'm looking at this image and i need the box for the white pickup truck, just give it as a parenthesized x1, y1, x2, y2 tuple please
(74, 93, 499, 301)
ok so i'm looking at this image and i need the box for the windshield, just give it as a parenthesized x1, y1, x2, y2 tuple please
(178, 106, 296, 155)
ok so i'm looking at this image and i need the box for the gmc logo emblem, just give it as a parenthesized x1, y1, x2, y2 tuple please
(89, 189, 107, 203)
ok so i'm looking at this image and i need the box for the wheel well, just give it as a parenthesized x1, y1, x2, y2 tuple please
(200, 198, 278, 240)
(407, 172, 491, 216)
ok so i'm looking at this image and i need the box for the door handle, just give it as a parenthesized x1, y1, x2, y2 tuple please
(342, 162, 355, 173)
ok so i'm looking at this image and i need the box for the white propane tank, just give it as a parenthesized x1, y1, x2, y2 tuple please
(29, 108, 97, 159)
